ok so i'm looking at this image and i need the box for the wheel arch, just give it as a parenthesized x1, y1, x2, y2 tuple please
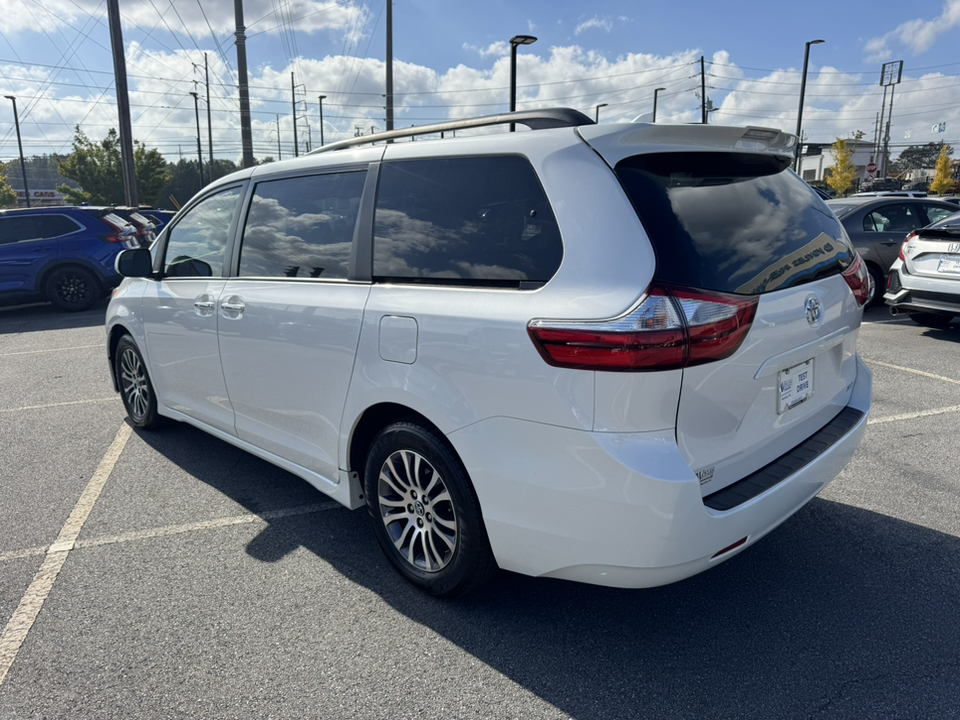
(106, 324, 132, 392)
(37, 259, 107, 300)
(347, 402, 450, 479)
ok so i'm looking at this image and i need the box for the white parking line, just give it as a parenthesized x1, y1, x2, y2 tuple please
(868, 404, 960, 425)
(0, 423, 131, 687)
(864, 359, 960, 386)
(0, 398, 118, 414)
(0, 344, 105, 357)
(0, 503, 339, 564)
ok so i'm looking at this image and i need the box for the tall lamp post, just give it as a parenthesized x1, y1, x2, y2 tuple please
(652, 87, 666, 123)
(509, 34, 537, 131)
(794, 39, 825, 173)
(594, 103, 608, 122)
(318, 95, 326, 146)
(189, 92, 205, 187)
(4, 95, 30, 208)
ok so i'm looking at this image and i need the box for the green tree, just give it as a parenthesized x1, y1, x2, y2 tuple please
(827, 137, 857, 197)
(930, 144, 955, 195)
(57, 127, 170, 206)
(889, 142, 950, 177)
(0, 163, 17, 207)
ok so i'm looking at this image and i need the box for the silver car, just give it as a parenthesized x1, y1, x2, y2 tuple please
(826, 197, 957, 305)
(885, 208, 960, 328)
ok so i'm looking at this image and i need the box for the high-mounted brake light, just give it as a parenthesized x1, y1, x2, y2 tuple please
(527, 284, 758, 372)
(841, 254, 870, 307)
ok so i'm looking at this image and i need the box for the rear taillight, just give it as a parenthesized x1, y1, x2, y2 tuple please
(841, 254, 870, 307)
(899, 231, 917, 261)
(100, 232, 127, 243)
(527, 284, 758, 372)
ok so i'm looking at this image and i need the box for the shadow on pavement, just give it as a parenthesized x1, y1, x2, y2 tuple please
(135, 422, 959, 719)
(0, 298, 110, 334)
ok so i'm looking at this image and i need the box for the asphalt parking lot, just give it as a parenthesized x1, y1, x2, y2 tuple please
(1, 299, 958, 719)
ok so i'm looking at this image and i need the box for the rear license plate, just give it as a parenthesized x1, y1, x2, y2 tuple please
(937, 254, 960, 274)
(778, 359, 814, 414)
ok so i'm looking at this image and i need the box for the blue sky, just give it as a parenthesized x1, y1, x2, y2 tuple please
(0, 0, 958, 165)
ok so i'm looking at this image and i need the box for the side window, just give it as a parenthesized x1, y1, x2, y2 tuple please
(163, 186, 242, 278)
(924, 206, 956, 225)
(0, 216, 41, 245)
(373, 155, 563, 287)
(238, 171, 365, 279)
(37, 215, 82, 238)
(865, 204, 919, 233)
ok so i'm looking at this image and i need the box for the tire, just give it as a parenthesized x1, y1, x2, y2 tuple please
(364, 420, 497, 598)
(909, 312, 955, 329)
(115, 335, 166, 430)
(866, 264, 885, 307)
(44, 265, 101, 312)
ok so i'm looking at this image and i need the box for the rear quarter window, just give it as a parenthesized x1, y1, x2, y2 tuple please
(615, 152, 854, 295)
(373, 155, 563, 288)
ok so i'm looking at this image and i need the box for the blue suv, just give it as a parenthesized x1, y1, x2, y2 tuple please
(0, 206, 137, 311)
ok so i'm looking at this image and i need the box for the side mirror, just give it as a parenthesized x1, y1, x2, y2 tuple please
(116, 248, 153, 277)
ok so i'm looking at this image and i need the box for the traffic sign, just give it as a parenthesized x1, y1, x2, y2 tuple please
(866, 162, 877, 173)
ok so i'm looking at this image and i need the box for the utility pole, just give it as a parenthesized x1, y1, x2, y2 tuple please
(106, 0, 138, 206)
(205, 54, 213, 173)
(190, 92, 205, 187)
(385, 0, 393, 132)
(700, 56, 707, 124)
(4, 96, 29, 208)
(276, 115, 281, 159)
(291, 72, 298, 157)
(234, 0, 255, 168)
(318, 95, 326, 146)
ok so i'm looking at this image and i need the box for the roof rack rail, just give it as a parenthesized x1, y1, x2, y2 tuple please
(307, 107, 594, 155)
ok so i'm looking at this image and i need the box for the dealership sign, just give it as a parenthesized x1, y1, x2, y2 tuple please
(14, 189, 66, 201)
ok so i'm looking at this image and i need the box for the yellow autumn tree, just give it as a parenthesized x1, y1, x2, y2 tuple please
(930, 144, 954, 195)
(827, 137, 857, 197)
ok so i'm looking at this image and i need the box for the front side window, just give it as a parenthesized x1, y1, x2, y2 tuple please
(615, 152, 854, 295)
(238, 171, 365, 280)
(373, 156, 563, 287)
(163, 186, 243, 278)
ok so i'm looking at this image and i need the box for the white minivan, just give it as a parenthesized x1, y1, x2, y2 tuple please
(106, 109, 872, 597)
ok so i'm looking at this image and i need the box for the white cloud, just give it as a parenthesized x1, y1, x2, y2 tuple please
(865, 0, 960, 60)
(575, 17, 614, 35)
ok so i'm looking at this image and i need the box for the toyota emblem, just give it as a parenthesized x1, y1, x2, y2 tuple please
(805, 296, 822, 326)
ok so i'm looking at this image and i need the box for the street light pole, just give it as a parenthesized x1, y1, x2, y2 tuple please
(509, 34, 537, 132)
(795, 39, 825, 173)
(318, 95, 326, 146)
(652, 87, 666, 123)
(189, 92, 205, 187)
(595, 103, 608, 123)
(4, 95, 29, 207)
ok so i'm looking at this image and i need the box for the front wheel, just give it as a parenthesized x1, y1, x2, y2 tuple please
(909, 312, 955, 329)
(45, 265, 100, 312)
(364, 420, 497, 598)
(115, 335, 166, 429)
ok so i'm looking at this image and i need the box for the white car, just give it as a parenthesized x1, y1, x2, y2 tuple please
(885, 208, 960, 328)
(106, 109, 872, 597)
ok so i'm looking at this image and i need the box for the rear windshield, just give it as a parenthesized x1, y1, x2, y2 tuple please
(615, 152, 854, 295)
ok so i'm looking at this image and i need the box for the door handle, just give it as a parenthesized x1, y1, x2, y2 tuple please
(193, 295, 215, 316)
(220, 295, 245, 320)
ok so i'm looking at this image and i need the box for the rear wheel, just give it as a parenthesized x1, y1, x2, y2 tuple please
(909, 312, 955, 329)
(364, 420, 497, 598)
(866, 264, 885, 307)
(45, 265, 100, 312)
(115, 335, 166, 429)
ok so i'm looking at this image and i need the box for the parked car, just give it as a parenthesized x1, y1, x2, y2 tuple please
(885, 208, 960, 328)
(0, 206, 138, 311)
(935, 196, 960, 206)
(852, 191, 928, 198)
(106, 109, 872, 597)
(139, 208, 176, 233)
(859, 177, 900, 192)
(825, 196, 957, 305)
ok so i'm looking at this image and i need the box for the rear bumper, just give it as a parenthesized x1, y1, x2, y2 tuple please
(884, 266, 960, 316)
(450, 355, 871, 588)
